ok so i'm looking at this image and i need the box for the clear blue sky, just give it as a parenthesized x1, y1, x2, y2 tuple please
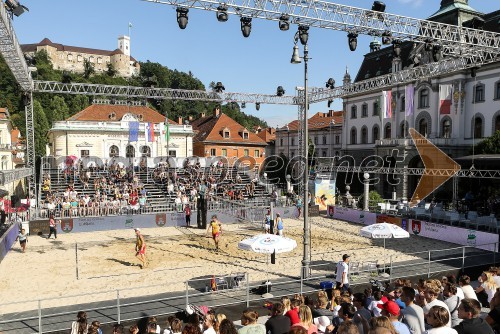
(13, 0, 498, 128)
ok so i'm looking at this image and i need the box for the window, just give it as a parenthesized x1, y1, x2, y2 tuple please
(351, 105, 357, 119)
(373, 126, 380, 142)
(224, 131, 230, 138)
(496, 82, 500, 100)
(109, 145, 119, 157)
(67, 54, 73, 61)
(350, 128, 357, 144)
(244, 149, 249, 156)
(373, 101, 379, 116)
(495, 115, 500, 132)
(243, 132, 249, 140)
(222, 149, 227, 156)
(77, 55, 83, 62)
(361, 127, 368, 144)
(314, 137, 318, 145)
(419, 88, 429, 108)
(140, 146, 151, 157)
(474, 84, 485, 103)
(81, 150, 89, 157)
(362, 104, 368, 117)
(384, 124, 391, 139)
(280, 138, 283, 146)
(210, 148, 216, 156)
(441, 119, 451, 138)
(168, 150, 177, 157)
(335, 135, 340, 144)
(291, 138, 295, 146)
(254, 150, 260, 157)
(474, 117, 483, 138)
(322, 151, 327, 157)
(97, 57, 102, 64)
(126, 145, 135, 158)
(401, 97, 406, 112)
(89, 56, 94, 63)
(419, 118, 428, 137)
(322, 136, 327, 145)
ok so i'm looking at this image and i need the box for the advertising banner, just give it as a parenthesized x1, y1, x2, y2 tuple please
(377, 214, 403, 228)
(409, 219, 499, 252)
(312, 178, 336, 210)
(0, 223, 19, 264)
(327, 206, 377, 225)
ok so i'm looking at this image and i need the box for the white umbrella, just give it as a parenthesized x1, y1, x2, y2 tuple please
(360, 223, 410, 275)
(238, 234, 297, 297)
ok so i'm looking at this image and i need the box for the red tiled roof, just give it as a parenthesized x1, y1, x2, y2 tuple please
(257, 128, 276, 143)
(0, 108, 7, 120)
(67, 104, 177, 124)
(191, 112, 266, 145)
(21, 38, 132, 58)
(284, 111, 343, 131)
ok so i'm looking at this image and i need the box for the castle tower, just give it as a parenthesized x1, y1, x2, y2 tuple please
(118, 35, 130, 56)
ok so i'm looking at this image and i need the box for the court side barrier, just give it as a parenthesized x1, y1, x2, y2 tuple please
(0, 242, 497, 334)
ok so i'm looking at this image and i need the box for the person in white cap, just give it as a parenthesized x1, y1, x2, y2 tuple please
(134, 228, 147, 268)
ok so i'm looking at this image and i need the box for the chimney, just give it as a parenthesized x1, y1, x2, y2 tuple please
(214, 107, 220, 117)
(328, 110, 334, 117)
(188, 116, 193, 121)
(178, 117, 183, 125)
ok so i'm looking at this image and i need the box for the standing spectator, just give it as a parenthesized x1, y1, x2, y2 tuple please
(443, 283, 462, 327)
(458, 276, 477, 301)
(401, 286, 425, 334)
(17, 228, 28, 253)
(335, 254, 350, 292)
(296, 198, 303, 218)
(70, 311, 88, 334)
(378, 300, 410, 334)
(264, 210, 271, 234)
(454, 298, 493, 334)
(425, 306, 457, 334)
(238, 309, 266, 334)
(266, 302, 291, 334)
(47, 215, 57, 239)
(0, 196, 5, 224)
(185, 204, 192, 227)
(134, 228, 147, 269)
(274, 214, 284, 236)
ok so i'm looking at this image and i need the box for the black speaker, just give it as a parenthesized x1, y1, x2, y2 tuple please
(10, 195, 19, 208)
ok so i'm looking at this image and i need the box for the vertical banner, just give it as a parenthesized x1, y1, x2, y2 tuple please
(382, 90, 392, 119)
(439, 84, 453, 115)
(405, 84, 414, 116)
(129, 121, 139, 142)
(145, 123, 155, 143)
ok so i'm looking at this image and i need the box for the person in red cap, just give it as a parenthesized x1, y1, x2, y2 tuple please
(378, 300, 411, 334)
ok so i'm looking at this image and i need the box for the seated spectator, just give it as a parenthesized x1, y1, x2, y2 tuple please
(454, 298, 493, 334)
(458, 276, 477, 301)
(475, 272, 497, 308)
(425, 305, 457, 334)
(238, 309, 265, 334)
(443, 283, 462, 327)
(266, 302, 291, 334)
(292, 305, 318, 334)
(485, 288, 500, 332)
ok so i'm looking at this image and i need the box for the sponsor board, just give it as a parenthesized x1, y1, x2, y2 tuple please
(0, 223, 19, 264)
(376, 214, 403, 228)
(328, 206, 377, 225)
(409, 219, 498, 252)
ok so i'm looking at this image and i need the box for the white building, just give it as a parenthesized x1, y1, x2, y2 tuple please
(47, 102, 194, 160)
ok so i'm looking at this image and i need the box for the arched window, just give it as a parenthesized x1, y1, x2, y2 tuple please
(350, 127, 357, 144)
(441, 119, 451, 138)
(495, 115, 500, 132)
(361, 127, 368, 144)
(126, 145, 135, 158)
(419, 118, 428, 137)
(140, 146, 151, 157)
(373, 126, 380, 142)
(351, 105, 357, 119)
(474, 117, 483, 138)
(384, 123, 391, 139)
(474, 83, 485, 103)
(109, 145, 119, 157)
(419, 88, 429, 108)
(362, 104, 368, 117)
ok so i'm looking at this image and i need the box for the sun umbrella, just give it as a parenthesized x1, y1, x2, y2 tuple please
(238, 234, 297, 297)
(360, 223, 409, 275)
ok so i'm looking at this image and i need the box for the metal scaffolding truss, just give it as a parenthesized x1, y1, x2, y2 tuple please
(0, 2, 32, 91)
(144, 0, 500, 59)
(33, 80, 298, 105)
(317, 165, 500, 179)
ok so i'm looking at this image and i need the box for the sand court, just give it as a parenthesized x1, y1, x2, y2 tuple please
(0, 216, 461, 314)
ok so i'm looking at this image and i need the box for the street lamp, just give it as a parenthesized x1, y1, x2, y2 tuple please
(263, 172, 268, 194)
(290, 26, 311, 278)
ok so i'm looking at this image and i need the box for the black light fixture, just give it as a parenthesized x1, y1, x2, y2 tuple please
(279, 14, 290, 31)
(216, 5, 228, 22)
(298, 25, 309, 45)
(240, 17, 252, 37)
(326, 78, 335, 89)
(214, 81, 225, 93)
(381, 31, 392, 45)
(327, 99, 333, 108)
(255, 102, 261, 111)
(371, 1, 386, 12)
(5, 0, 29, 17)
(347, 32, 358, 51)
(241, 102, 246, 109)
(392, 39, 402, 57)
(276, 86, 285, 96)
(470, 67, 479, 78)
(176, 7, 189, 29)
(432, 44, 442, 62)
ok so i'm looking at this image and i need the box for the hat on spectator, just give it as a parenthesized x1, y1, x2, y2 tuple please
(342, 254, 350, 261)
(313, 316, 330, 333)
(377, 300, 400, 316)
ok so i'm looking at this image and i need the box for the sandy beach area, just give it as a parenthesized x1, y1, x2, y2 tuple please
(0, 216, 461, 314)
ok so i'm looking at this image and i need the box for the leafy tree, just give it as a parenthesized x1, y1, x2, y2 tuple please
(33, 100, 49, 157)
(106, 63, 117, 77)
(47, 96, 70, 125)
(83, 59, 95, 79)
(474, 130, 500, 154)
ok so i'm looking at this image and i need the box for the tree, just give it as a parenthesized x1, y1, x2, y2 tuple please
(33, 101, 49, 157)
(106, 62, 117, 77)
(474, 130, 500, 154)
(47, 96, 69, 125)
(83, 58, 95, 79)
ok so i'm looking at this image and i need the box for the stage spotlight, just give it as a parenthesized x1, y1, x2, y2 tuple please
(432, 44, 442, 62)
(256, 102, 261, 111)
(470, 67, 479, 78)
(214, 82, 225, 93)
(348, 32, 358, 51)
(279, 14, 290, 31)
(216, 5, 228, 22)
(327, 99, 333, 108)
(392, 39, 402, 57)
(241, 102, 246, 109)
(5, 0, 28, 17)
(326, 78, 335, 89)
(176, 7, 189, 29)
(240, 17, 252, 37)
(372, 1, 386, 12)
(276, 86, 285, 96)
(381, 31, 392, 45)
(298, 25, 309, 45)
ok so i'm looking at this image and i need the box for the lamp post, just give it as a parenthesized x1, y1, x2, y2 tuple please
(363, 172, 370, 211)
(291, 26, 310, 278)
(263, 172, 268, 194)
